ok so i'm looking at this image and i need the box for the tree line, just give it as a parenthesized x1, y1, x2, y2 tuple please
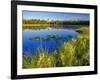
(23, 19, 89, 25)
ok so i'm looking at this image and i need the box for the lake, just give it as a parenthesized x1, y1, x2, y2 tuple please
(23, 28, 79, 55)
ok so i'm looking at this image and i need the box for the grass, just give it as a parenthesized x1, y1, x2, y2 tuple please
(23, 27, 90, 69)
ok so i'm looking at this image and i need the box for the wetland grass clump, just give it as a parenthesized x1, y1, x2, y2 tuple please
(59, 34, 89, 66)
(37, 51, 56, 68)
(23, 55, 38, 68)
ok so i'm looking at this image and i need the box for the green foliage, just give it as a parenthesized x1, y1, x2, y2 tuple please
(76, 27, 90, 36)
(59, 42, 75, 66)
(37, 51, 56, 68)
(59, 34, 89, 66)
(23, 27, 90, 68)
(23, 19, 89, 29)
(74, 35, 89, 65)
(23, 55, 38, 68)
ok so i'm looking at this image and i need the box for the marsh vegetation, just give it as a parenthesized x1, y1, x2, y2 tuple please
(22, 11, 90, 69)
(23, 25, 90, 68)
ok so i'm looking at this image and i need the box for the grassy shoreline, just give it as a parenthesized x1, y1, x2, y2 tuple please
(23, 27, 89, 69)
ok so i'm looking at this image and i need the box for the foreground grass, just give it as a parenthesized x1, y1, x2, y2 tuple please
(23, 27, 90, 68)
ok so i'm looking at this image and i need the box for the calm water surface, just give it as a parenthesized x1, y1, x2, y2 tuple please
(23, 28, 79, 55)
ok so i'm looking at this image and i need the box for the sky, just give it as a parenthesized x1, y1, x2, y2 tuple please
(22, 10, 89, 21)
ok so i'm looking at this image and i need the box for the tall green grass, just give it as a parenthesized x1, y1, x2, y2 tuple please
(59, 34, 89, 66)
(23, 27, 90, 68)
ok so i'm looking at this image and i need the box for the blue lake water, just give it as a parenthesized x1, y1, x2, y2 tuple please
(23, 28, 79, 55)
